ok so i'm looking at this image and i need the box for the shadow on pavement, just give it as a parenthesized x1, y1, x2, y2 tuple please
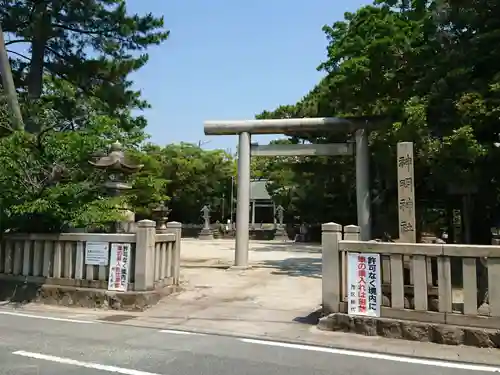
(293, 308, 323, 325)
(0, 280, 42, 306)
(261, 257, 322, 279)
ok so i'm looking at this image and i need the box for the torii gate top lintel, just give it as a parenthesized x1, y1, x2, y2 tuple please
(204, 116, 382, 136)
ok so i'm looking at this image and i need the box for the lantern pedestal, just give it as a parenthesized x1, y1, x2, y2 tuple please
(198, 227, 214, 240)
(274, 225, 288, 241)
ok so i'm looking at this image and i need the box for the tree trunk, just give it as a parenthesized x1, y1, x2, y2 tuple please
(27, 2, 50, 101)
(0, 23, 23, 130)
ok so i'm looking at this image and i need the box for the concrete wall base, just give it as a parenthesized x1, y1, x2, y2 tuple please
(318, 312, 500, 348)
(0, 280, 179, 311)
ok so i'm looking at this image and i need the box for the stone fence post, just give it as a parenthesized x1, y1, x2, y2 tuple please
(135, 219, 156, 291)
(343, 225, 361, 241)
(167, 221, 182, 284)
(342, 225, 360, 298)
(322, 222, 342, 313)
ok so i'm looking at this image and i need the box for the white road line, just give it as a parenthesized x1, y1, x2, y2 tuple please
(0, 311, 95, 324)
(67, 314, 98, 319)
(240, 338, 500, 373)
(159, 329, 205, 336)
(13, 351, 160, 375)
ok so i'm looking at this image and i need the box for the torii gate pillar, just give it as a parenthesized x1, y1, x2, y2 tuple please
(355, 128, 371, 241)
(235, 131, 251, 267)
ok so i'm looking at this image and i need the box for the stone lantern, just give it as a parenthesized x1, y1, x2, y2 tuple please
(198, 205, 214, 240)
(89, 141, 143, 232)
(274, 205, 288, 241)
(152, 201, 171, 233)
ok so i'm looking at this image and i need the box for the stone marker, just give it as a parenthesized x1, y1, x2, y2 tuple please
(397, 142, 416, 243)
(397, 142, 417, 284)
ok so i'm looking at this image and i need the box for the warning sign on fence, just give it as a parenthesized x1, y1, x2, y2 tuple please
(108, 243, 131, 292)
(347, 253, 381, 317)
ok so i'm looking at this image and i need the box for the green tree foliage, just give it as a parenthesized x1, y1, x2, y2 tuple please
(257, 0, 500, 240)
(160, 143, 234, 223)
(0, 1, 168, 232)
(0, 0, 169, 133)
(0, 114, 129, 233)
(6, 0, 500, 238)
(0, 90, 12, 135)
(128, 143, 171, 218)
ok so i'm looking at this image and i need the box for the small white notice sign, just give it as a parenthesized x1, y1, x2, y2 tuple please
(85, 242, 109, 266)
(347, 252, 381, 317)
(108, 243, 131, 292)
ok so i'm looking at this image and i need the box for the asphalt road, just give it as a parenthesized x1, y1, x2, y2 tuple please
(0, 311, 498, 375)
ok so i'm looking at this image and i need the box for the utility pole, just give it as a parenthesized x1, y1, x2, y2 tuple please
(230, 176, 234, 224)
(0, 22, 23, 131)
(221, 193, 225, 220)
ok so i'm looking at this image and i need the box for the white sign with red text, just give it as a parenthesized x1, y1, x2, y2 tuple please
(347, 252, 381, 317)
(108, 243, 131, 292)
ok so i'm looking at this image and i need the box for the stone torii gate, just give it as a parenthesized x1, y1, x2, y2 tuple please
(204, 117, 373, 268)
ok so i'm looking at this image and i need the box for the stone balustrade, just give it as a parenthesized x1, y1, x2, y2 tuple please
(322, 223, 500, 329)
(0, 220, 182, 300)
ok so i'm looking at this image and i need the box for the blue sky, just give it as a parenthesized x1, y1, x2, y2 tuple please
(127, 0, 371, 152)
